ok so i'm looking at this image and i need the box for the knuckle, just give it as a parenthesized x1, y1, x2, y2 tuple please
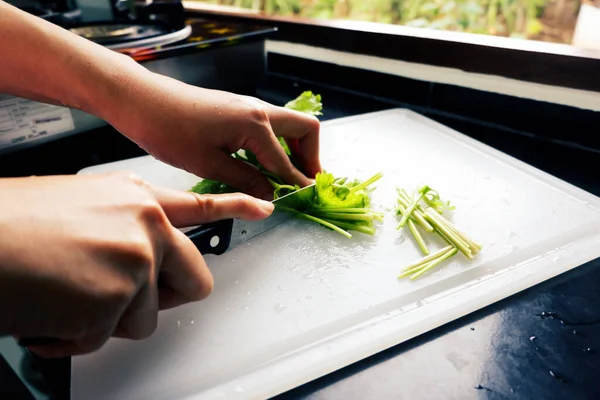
(245, 100, 270, 126)
(113, 171, 145, 186)
(231, 192, 253, 210)
(191, 193, 215, 215)
(138, 198, 168, 228)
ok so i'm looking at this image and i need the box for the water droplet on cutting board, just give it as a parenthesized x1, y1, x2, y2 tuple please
(234, 385, 244, 393)
(274, 303, 286, 312)
(190, 320, 195, 325)
(177, 320, 181, 328)
(278, 286, 286, 291)
(396, 235, 406, 245)
(243, 306, 250, 311)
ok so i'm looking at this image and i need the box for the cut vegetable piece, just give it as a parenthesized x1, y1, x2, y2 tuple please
(408, 219, 429, 255)
(424, 210, 472, 258)
(298, 213, 352, 239)
(409, 247, 458, 280)
(428, 210, 482, 252)
(401, 245, 454, 272)
(397, 246, 456, 279)
(397, 187, 430, 228)
(396, 191, 433, 232)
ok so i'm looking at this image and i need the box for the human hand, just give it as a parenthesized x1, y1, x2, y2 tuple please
(0, 172, 273, 357)
(105, 73, 322, 200)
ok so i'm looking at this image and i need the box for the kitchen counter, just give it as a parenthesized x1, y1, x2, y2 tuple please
(3, 72, 600, 400)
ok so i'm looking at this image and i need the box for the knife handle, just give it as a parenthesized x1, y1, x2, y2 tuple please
(18, 221, 234, 349)
(186, 219, 234, 255)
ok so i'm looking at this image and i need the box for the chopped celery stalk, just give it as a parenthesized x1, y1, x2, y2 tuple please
(398, 202, 429, 255)
(398, 189, 429, 228)
(401, 245, 454, 272)
(349, 172, 384, 194)
(429, 210, 482, 252)
(424, 210, 472, 258)
(320, 218, 376, 235)
(310, 207, 379, 214)
(409, 247, 458, 280)
(309, 212, 377, 221)
(396, 193, 433, 232)
(408, 219, 429, 255)
(298, 213, 352, 239)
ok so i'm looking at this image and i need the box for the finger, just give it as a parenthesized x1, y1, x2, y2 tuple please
(158, 228, 213, 309)
(195, 151, 278, 200)
(266, 106, 322, 178)
(113, 283, 159, 340)
(149, 183, 274, 228)
(243, 123, 312, 189)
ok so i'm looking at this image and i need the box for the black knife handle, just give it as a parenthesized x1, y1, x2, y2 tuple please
(18, 221, 234, 349)
(186, 219, 233, 255)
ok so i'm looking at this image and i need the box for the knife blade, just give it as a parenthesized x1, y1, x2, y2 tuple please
(17, 184, 317, 349)
(185, 183, 316, 255)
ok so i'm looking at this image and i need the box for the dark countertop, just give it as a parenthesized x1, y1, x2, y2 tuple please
(4, 74, 600, 400)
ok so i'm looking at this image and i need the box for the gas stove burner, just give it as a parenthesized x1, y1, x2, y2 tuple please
(69, 22, 192, 51)
(70, 24, 163, 42)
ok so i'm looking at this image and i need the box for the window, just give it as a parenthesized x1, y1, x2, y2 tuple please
(189, 0, 600, 48)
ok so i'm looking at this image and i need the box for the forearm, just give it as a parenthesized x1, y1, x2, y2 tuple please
(0, 1, 152, 123)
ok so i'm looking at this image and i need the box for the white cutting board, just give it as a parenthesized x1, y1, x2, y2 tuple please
(72, 109, 600, 400)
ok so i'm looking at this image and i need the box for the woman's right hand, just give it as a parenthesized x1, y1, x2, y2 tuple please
(0, 172, 273, 358)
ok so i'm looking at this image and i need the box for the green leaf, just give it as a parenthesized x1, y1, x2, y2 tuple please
(283, 91, 323, 116)
(190, 179, 237, 195)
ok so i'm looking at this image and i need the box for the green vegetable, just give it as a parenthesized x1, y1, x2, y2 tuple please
(190, 91, 324, 196)
(396, 186, 481, 280)
(189, 91, 383, 237)
(300, 171, 384, 238)
(283, 91, 323, 116)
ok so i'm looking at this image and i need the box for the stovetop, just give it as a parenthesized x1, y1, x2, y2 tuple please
(116, 18, 277, 62)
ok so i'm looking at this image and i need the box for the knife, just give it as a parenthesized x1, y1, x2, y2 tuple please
(184, 183, 316, 255)
(18, 184, 316, 348)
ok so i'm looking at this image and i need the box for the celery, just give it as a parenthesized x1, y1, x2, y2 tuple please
(396, 186, 481, 280)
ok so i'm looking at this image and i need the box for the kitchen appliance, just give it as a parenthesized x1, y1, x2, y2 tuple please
(0, 0, 276, 156)
(72, 108, 600, 400)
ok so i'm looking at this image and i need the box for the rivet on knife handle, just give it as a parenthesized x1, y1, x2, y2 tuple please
(186, 219, 233, 255)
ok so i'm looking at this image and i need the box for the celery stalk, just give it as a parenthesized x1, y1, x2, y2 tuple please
(429, 210, 482, 252)
(408, 219, 429, 255)
(398, 190, 427, 228)
(401, 245, 454, 272)
(396, 193, 433, 232)
(298, 213, 352, 239)
(410, 247, 458, 280)
(424, 210, 472, 258)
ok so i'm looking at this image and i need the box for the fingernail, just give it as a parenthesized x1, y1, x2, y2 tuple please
(257, 199, 274, 214)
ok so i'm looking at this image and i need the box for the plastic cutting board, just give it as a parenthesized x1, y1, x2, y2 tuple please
(72, 109, 600, 399)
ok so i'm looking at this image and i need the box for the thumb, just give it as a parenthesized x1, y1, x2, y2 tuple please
(149, 186, 274, 228)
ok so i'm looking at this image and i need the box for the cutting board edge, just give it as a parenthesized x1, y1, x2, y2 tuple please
(181, 228, 600, 400)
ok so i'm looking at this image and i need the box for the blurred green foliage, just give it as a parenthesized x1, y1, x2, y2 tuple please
(200, 0, 553, 38)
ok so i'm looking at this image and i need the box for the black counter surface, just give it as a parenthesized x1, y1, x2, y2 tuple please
(2, 72, 600, 400)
